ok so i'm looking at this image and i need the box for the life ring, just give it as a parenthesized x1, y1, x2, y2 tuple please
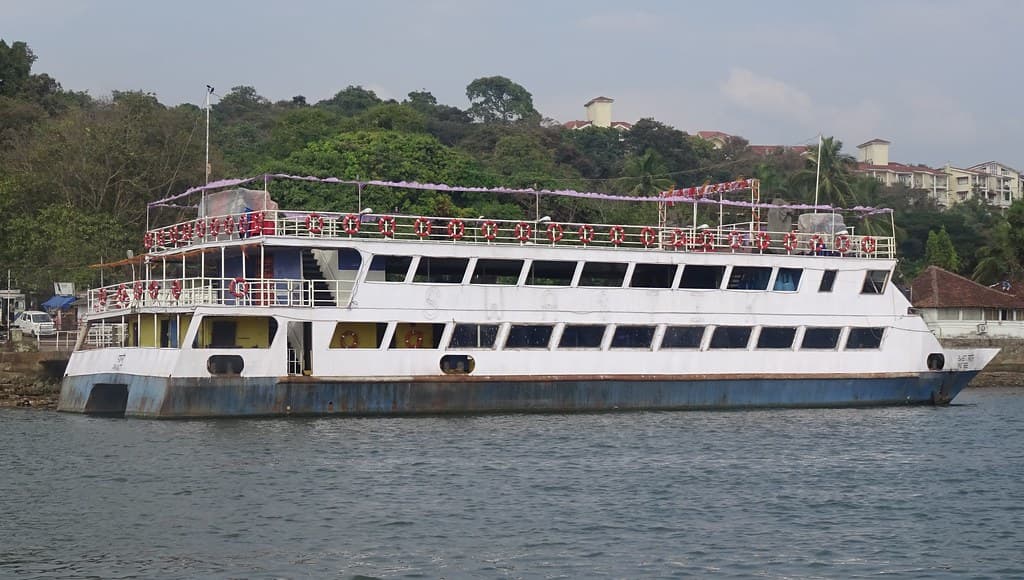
(338, 330, 359, 348)
(223, 215, 235, 235)
(578, 224, 595, 245)
(546, 222, 564, 243)
(228, 277, 246, 298)
(194, 219, 206, 239)
(248, 211, 265, 237)
(447, 218, 465, 240)
(116, 284, 129, 306)
(179, 222, 193, 242)
(143, 232, 154, 250)
(133, 280, 145, 301)
(862, 236, 877, 254)
(513, 221, 532, 242)
(640, 226, 657, 247)
(305, 212, 324, 234)
(378, 215, 396, 238)
(97, 288, 107, 308)
(209, 217, 221, 236)
(481, 220, 498, 241)
(782, 231, 799, 252)
(670, 228, 686, 249)
(148, 281, 160, 300)
(809, 234, 825, 253)
(403, 329, 425, 349)
(171, 279, 183, 300)
(168, 225, 180, 245)
(727, 230, 744, 250)
(609, 225, 626, 246)
(699, 229, 715, 252)
(342, 213, 360, 235)
(413, 216, 432, 238)
(835, 234, 852, 254)
(754, 231, 771, 251)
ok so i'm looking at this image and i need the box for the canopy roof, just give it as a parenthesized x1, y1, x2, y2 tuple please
(41, 295, 76, 310)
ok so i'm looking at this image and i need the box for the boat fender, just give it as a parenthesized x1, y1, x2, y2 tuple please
(755, 231, 771, 251)
(133, 281, 145, 301)
(578, 224, 595, 245)
(640, 226, 657, 247)
(378, 215, 396, 238)
(834, 234, 852, 254)
(862, 236, 877, 254)
(413, 216, 432, 238)
(228, 277, 246, 299)
(514, 221, 532, 242)
(404, 329, 425, 349)
(342, 213, 361, 235)
(339, 330, 359, 348)
(447, 218, 465, 240)
(481, 220, 498, 241)
(700, 229, 715, 252)
(782, 231, 799, 252)
(546, 222, 564, 243)
(305, 212, 325, 235)
(727, 230, 743, 250)
(148, 281, 161, 300)
(171, 280, 183, 301)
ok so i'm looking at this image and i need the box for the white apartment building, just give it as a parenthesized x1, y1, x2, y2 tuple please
(855, 139, 950, 206)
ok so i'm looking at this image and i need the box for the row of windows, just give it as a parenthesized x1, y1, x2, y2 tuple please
(368, 255, 891, 294)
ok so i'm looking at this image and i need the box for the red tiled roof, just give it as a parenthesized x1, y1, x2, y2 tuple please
(697, 130, 733, 139)
(563, 120, 592, 129)
(856, 162, 945, 175)
(910, 266, 1024, 308)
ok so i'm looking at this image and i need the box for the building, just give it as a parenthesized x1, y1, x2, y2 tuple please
(563, 97, 633, 131)
(854, 139, 950, 206)
(965, 161, 1023, 208)
(943, 165, 985, 205)
(695, 131, 809, 156)
(911, 266, 1024, 338)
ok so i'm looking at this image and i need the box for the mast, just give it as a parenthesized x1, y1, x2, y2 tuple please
(813, 134, 822, 213)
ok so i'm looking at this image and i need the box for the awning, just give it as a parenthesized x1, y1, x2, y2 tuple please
(41, 295, 76, 310)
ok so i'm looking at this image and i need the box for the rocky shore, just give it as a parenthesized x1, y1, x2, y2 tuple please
(0, 375, 60, 409)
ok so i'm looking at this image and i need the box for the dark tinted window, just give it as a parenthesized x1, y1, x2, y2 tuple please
(413, 257, 469, 284)
(558, 325, 605, 348)
(847, 327, 885, 349)
(819, 270, 837, 292)
(727, 267, 772, 290)
(526, 260, 576, 286)
(679, 265, 726, 289)
(662, 326, 705, 349)
(802, 327, 841, 349)
(505, 325, 554, 348)
(709, 326, 752, 349)
(757, 327, 796, 349)
(773, 268, 802, 291)
(449, 324, 499, 348)
(630, 264, 676, 288)
(470, 259, 523, 285)
(862, 270, 889, 294)
(579, 262, 628, 287)
(610, 325, 656, 349)
(368, 255, 412, 282)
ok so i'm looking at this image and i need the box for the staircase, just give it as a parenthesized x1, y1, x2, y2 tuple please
(300, 249, 335, 306)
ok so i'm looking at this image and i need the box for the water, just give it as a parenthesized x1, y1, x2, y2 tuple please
(2, 388, 1023, 579)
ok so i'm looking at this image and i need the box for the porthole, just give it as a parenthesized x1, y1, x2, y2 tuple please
(440, 354, 475, 374)
(208, 355, 244, 375)
(927, 353, 945, 371)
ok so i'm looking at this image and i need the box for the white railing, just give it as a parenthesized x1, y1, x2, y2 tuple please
(142, 210, 896, 259)
(86, 277, 354, 313)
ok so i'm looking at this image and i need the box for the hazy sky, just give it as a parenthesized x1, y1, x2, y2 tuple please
(4, 0, 1021, 168)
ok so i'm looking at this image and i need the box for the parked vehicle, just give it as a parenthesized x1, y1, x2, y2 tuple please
(14, 310, 56, 336)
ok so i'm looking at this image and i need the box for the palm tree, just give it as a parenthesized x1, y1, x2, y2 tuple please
(790, 136, 857, 208)
(620, 149, 674, 196)
(972, 220, 1021, 284)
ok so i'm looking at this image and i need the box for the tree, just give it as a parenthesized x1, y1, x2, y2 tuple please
(620, 150, 673, 196)
(622, 119, 700, 186)
(211, 85, 270, 123)
(317, 86, 382, 117)
(973, 219, 1020, 284)
(0, 40, 35, 97)
(924, 227, 960, 272)
(465, 76, 539, 124)
(790, 136, 856, 207)
(563, 126, 625, 179)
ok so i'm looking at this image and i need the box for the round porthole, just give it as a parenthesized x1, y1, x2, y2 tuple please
(440, 354, 475, 374)
(926, 353, 945, 371)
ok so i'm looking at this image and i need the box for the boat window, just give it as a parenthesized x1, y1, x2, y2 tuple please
(440, 354, 475, 374)
(470, 259, 523, 285)
(846, 327, 885, 349)
(661, 326, 705, 349)
(861, 270, 889, 294)
(610, 325, 656, 349)
(773, 268, 803, 291)
(525, 261, 576, 286)
(578, 262, 628, 287)
(505, 324, 554, 349)
(207, 355, 244, 375)
(727, 266, 772, 290)
(678, 265, 726, 289)
(709, 326, 752, 349)
(329, 322, 387, 349)
(389, 323, 445, 349)
(819, 270, 837, 292)
(757, 327, 796, 349)
(413, 257, 469, 284)
(448, 324, 500, 349)
(193, 316, 277, 349)
(630, 264, 676, 288)
(367, 255, 413, 282)
(558, 325, 605, 349)
(801, 327, 841, 349)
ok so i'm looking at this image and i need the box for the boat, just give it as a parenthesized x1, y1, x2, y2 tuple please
(58, 174, 998, 417)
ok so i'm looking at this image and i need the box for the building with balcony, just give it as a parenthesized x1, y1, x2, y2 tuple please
(965, 161, 1022, 208)
(854, 139, 950, 206)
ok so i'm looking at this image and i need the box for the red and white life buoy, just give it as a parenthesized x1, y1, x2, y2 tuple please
(413, 217, 432, 239)
(171, 280, 183, 301)
(809, 234, 825, 253)
(513, 221, 532, 242)
(96, 288, 107, 309)
(447, 218, 465, 240)
(546, 222, 563, 243)
(609, 225, 626, 246)
(209, 217, 221, 236)
(640, 226, 657, 247)
(305, 212, 325, 234)
(179, 222, 193, 242)
(783, 231, 799, 252)
(342, 213, 360, 236)
(481, 220, 498, 241)
(223, 215, 236, 235)
(194, 219, 206, 239)
(862, 236, 877, 254)
(699, 229, 715, 252)
(403, 329, 425, 348)
(338, 330, 359, 348)
(727, 230, 744, 250)
(148, 281, 160, 300)
(228, 277, 246, 299)
(378, 215, 396, 238)
(755, 231, 771, 251)
(835, 234, 852, 254)
(578, 224, 595, 245)
(133, 281, 145, 301)
(116, 284, 129, 306)
(143, 232, 154, 250)
(670, 228, 686, 249)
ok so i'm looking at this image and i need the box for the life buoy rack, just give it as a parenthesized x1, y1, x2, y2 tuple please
(116, 284, 129, 306)
(228, 277, 246, 299)
(754, 231, 771, 251)
(699, 229, 715, 252)
(170, 279, 183, 301)
(578, 224, 595, 245)
(834, 234, 852, 254)
(403, 329, 425, 348)
(338, 330, 359, 348)
(727, 230, 744, 250)
(148, 281, 160, 300)
(809, 234, 825, 253)
(378, 215, 396, 238)
(546, 222, 564, 243)
(782, 231, 799, 252)
(862, 236, 877, 254)
(670, 228, 686, 249)
(305, 212, 325, 234)
(133, 280, 145, 301)
(413, 217, 432, 238)
(640, 226, 657, 247)
(447, 218, 465, 240)
(609, 225, 626, 246)
(341, 213, 360, 236)
(513, 221, 532, 242)
(481, 220, 498, 241)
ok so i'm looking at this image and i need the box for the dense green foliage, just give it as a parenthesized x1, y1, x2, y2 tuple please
(1, 39, 1020, 299)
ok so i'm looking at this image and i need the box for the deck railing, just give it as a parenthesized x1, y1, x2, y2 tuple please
(87, 277, 353, 313)
(142, 210, 895, 259)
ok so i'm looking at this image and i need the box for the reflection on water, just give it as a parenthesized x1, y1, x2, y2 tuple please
(2, 388, 1023, 578)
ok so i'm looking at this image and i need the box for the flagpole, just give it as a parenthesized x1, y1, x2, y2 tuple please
(202, 85, 214, 219)
(813, 134, 822, 213)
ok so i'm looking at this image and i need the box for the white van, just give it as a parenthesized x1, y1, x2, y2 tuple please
(14, 310, 56, 336)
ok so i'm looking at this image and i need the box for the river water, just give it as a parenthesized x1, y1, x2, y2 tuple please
(2, 387, 1023, 579)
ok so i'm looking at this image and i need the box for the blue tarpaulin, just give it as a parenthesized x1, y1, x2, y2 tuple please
(41, 295, 76, 310)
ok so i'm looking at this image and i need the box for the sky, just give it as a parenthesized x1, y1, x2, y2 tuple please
(3, 0, 1021, 169)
